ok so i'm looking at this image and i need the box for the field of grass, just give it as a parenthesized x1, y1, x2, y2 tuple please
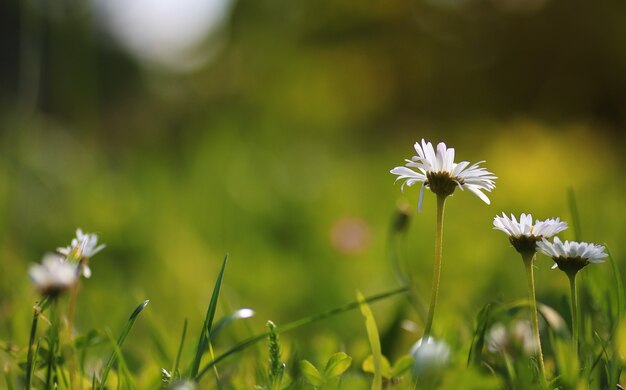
(1, 123, 624, 389)
(1, 1, 626, 388)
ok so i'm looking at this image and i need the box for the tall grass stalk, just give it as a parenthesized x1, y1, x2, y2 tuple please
(173, 318, 188, 378)
(99, 300, 149, 389)
(190, 254, 228, 378)
(423, 194, 447, 339)
(266, 321, 284, 389)
(522, 253, 546, 387)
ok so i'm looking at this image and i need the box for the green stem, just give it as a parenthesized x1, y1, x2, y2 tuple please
(25, 305, 40, 390)
(523, 254, 547, 387)
(45, 300, 59, 389)
(568, 272, 579, 360)
(423, 194, 446, 339)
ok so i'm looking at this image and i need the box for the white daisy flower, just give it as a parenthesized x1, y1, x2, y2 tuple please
(57, 228, 105, 278)
(537, 237, 607, 273)
(493, 213, 568, 255)
(29, 254, 78, 297)
(390, 139, 496, 211)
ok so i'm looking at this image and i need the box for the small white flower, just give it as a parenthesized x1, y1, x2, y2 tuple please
(409, 337, 451, 380)
(538, 237, 607, 273)
(390, 139, 496, 211)
(487, 320, 535, 355)
(57, 228, 105, 278)
(493, 213, 568, 239)
(29, 254, 78, 297)
(494, 213, 568, 255)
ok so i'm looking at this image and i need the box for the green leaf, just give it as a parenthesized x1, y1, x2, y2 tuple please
(99, 300, 149, 389)
(190, 254, 228, 378)
(300, 360, 324, 387)
(390, 355, 413, 377)
(357, 291, 382, 390)
(361, 355, 391, 378)
(323, 352, 352, 379)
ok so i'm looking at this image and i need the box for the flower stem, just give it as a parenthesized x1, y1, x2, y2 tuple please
(567, 272, 579, 360)
(423, 194, 447, 339)
(45, 300, 59, 389)
(523, 254, 547, 387)
(25, 304, 41, 390)
(67, 281, 79, 339)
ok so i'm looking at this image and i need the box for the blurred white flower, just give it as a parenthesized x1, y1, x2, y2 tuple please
(487, 320, 535, 355)
(409, 337, 451, 380)
(494, 213, 568, 255)
(57, 228, 105, 278)
(538, 237, 607, 273)
(167, 379, 198, 390)
(91, 0, 233, 71)
(29, 254, 78, 297)
(390, 139, 496, 211)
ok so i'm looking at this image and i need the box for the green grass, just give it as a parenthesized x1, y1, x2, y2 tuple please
(0, 125, 624, 389)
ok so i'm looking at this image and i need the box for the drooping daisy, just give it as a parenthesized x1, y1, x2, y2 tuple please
(492, 212, 567, 385)
(493, 213, 568, 255)
(390, 139, 496, 211)
(538, 237, 607, 361)
(537, 237, 607, 274)
(57, 228, 105, 278)
(29, 254, 78, 297)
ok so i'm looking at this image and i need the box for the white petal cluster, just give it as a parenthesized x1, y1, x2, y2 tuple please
(57, 228, 105, 278)
(390, 139, 496, 211)
(487, 321, 535, 355)
(29, 254, 78, 296)
(493, 213, 568, 239)
(538, 237, 607, 265)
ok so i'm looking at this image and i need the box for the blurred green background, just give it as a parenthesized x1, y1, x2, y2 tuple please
(1, 0, 625, 378)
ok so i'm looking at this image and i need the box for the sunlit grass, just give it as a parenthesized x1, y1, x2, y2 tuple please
(0, 122, 624, 388)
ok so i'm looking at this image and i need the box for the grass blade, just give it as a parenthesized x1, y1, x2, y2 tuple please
(103, 329, 135, 390)
(357, 291, 382, 390)
(190, 254, 228, 378)
(195, 286, 407, 381)
(4, 365, 14, 390)
(467, 302, 494, 367)
(98, 300, 149, 389)
(173, 318, 188, 378)
(25, 305, 40, 390)
(606, 246, 623, 330)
